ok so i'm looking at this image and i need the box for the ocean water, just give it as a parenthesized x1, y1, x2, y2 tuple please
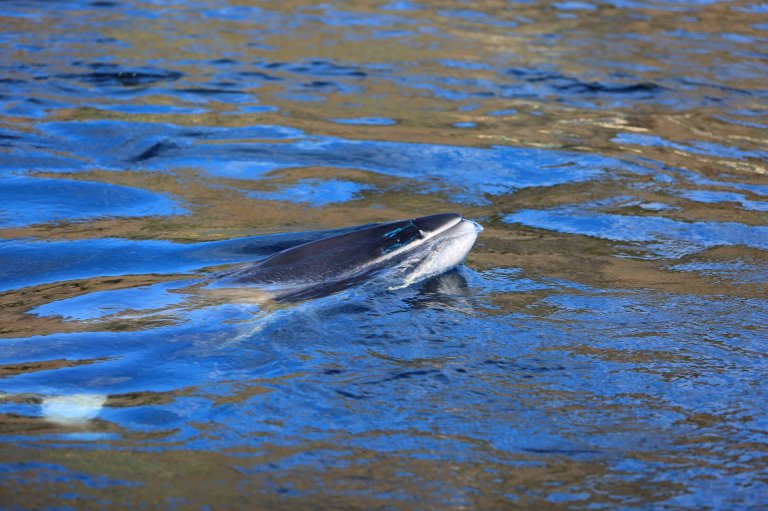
(0, 0, 766, 509)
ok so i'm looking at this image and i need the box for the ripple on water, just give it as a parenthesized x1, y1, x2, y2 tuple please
(0, 175, 186, 228)
(25, 120, 627, 202)
(247, 179, 371, 206)
(1, 0, 767, 508)
(505, 208, 768, 258)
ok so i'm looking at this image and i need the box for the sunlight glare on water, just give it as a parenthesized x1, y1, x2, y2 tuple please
(0, 0, 766, 509)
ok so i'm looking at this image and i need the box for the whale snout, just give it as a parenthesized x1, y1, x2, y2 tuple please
(444, 217, 483, 240)
(390, 215, 481, 289)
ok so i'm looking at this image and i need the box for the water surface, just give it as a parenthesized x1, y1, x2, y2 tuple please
(1, 0, 766, 509)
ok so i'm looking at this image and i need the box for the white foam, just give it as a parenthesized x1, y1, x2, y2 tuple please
(41, 394, 107, 425)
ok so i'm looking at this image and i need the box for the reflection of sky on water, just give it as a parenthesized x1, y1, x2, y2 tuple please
(3, 271, 766, 510)
(18, 120, 621, 201)
(614, 132, 768, 160)
(0, 176, 186, 227)
(0, 227, 350, 292)
(248, 179, 370, 206)
(1, 0, 767, 508)
(506, 208, 768, 257)
(330, 117, 397, 126)
(31, 281, 189, 321)
(670, 260, 768, 284)
(677, 189, 768, 211)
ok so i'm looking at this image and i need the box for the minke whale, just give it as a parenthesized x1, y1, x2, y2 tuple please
(210, 212, 482, 301)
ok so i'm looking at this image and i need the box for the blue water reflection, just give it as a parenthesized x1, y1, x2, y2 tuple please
(0, 175, 185, 227)
(615, 132, 768, 160)
(506, 208, 768, 257)
(31, 281, 189, 321)
(330, 117, 397, 126)
(26, 120, 621, 200)
(0, 227, 353, 291)
(1, 0, 767, 508)
(248, 179, 370, 206)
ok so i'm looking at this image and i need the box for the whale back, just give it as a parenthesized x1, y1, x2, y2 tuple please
(212, 213, 464, 299)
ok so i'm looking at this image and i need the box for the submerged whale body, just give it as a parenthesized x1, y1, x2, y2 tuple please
(212, 212, 482, 300)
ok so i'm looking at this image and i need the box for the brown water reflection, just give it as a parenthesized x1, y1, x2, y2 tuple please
(1, 0, 767, 509)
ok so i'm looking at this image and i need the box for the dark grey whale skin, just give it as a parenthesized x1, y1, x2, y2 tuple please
(212, 213, 461, 301)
